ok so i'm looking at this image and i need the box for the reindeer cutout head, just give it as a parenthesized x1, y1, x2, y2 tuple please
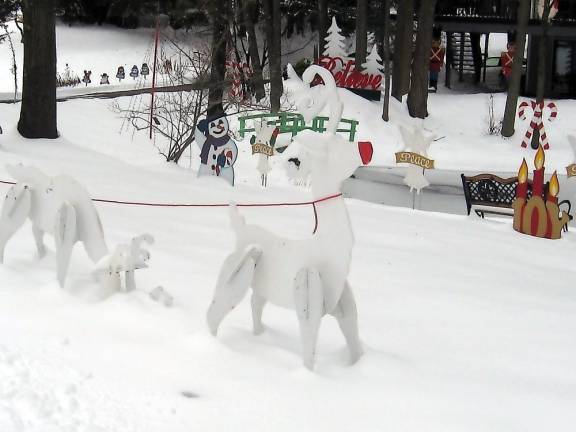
(287, 63, 372, 195)
(293, 132, 372, 194)
(286, 64, 342, 130)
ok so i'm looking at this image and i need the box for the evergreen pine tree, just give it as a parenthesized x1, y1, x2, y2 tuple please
(362, 45, 383, 76)
(324, 17, 347, 59)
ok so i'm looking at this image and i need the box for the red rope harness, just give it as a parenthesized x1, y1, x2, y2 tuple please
(0, 179, 342, 232)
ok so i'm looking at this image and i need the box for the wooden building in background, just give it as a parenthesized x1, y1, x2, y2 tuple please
(435, 0, 576, 97)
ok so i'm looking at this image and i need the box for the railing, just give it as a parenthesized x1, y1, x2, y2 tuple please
(436, 0, 519, 20)
(238, 112, 359, 142)
(436, 0, 576, 21)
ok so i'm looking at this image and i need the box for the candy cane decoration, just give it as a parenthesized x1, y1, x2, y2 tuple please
(518, 100, 558, 150)
(225, 61, 253, 101)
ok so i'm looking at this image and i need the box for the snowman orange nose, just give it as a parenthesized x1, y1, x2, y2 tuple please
(358, 141, 373, 165)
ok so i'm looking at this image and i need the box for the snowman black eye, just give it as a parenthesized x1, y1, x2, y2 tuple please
(210, 122, 215, 128)
(219, 119, 223, 125)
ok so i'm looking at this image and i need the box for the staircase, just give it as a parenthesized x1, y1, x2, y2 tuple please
(449, 32, 475, 80)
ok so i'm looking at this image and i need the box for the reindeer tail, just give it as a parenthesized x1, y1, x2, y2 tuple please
(229, 202, 245, 232)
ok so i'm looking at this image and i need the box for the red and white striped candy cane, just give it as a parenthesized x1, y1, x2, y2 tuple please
(518, 100, 558, 149)
(226, 61, 243, 100)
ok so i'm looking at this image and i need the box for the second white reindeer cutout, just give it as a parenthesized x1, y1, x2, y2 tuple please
(0, 165, 109, 287)
(207, 64, 372, 370)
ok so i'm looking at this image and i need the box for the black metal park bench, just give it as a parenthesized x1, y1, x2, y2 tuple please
(460, 173, 572, 230)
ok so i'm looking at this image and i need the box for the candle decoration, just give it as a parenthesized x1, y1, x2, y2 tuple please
(512, 145, 569, 239)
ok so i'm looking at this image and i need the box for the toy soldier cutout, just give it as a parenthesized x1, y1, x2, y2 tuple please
(500, 40, 516, 89)
(429, 29, 445, 92)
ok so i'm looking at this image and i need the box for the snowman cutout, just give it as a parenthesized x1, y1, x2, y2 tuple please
(195, 111, 238, 186)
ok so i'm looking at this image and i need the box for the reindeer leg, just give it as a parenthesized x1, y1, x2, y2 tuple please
(251, 293, 266, 335)
(54, 202, 77, 287)
(32, 226, 46, 259)
(0, 184, 31, 263)
(330, 281, 363, 365)
(294, 268, 324, 370)
(207, 245, 262, 336)
(125, 270, 136, 291)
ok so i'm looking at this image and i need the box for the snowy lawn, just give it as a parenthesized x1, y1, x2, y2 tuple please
(0, 94, 576, 431)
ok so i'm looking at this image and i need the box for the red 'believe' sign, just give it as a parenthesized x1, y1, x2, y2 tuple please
(317, 56, 382, 91)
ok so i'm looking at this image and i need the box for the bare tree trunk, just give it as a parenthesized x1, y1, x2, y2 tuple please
(382, 0, 391, 121)
(407, 0, 437, 119)
(207, 0, 230, 115)
(501, 0, 530, 138)
(355, 0, 368, 70)
(531, 0, 552, 149)
(263, 0, 282, 113)
(318, 0, 329, 55)
(243, 0, 266, 101)
(206, 0, 229, 115)
(18, 0, 57, 139)
(392, 0, 414, 101)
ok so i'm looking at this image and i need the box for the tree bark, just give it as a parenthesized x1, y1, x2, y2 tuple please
(392, 0, 414, 101)
(264, 0, 282, 113)
(18, 0, 57, 139)
(531, 0, 552, 149)
(355, 0, 368, 70)
(382, 0, 391, 121)
(501, 0, 530, 138)
(407, 0, 437, 119)
(318, 0, 329, 55)
(206, 0, 229, 115)
(243, 0, 266, 101)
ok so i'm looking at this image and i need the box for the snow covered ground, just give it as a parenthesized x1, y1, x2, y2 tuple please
(1, 25, 576, 432)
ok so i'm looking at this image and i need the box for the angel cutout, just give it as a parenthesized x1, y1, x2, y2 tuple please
(250, 121, 279, 187)
(399, 124, 434, 157)
(398, 124, 435, 195)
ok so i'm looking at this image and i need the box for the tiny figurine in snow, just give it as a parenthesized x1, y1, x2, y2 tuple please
(94, 234, 154, 292)
(130, 65, 139, 80)
(0, 165, 109, 287)
(116, 66, 125, 82)
(250, 121, 279, 187)
(194, 109, 238, 186)
(429, 28, 444, 92)
(100, 73, 110, 85)
(163, 59, 172, 74)
(141, 63, 150, 79)
(207, 65, 371, 370)
(82, 70, 92, 86)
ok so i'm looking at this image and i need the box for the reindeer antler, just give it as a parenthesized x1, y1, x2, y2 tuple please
(287, 64, 343, 136)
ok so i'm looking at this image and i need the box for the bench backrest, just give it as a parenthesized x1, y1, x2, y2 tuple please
(461, 173, 545, 215)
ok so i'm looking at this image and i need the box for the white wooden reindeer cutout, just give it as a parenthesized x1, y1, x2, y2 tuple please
(207, 65, 373, 369)
(93, 234, 153, 292)
(0, 165, 109, 287)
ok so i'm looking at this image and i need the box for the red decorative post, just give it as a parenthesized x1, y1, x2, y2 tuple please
(149, 16, 160, 140)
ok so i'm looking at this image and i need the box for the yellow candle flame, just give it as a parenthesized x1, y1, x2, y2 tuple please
(534, 144, 545, 170)
(518, 159, 528, 183)
(549, 171, 559, 197)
